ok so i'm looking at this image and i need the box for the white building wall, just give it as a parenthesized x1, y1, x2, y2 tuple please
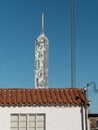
(0, 106, 85, 130)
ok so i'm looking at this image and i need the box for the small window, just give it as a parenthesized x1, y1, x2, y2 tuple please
(11, 114, 45, 130)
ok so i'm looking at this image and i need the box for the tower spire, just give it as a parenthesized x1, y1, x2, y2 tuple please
(35, 13, 48, 89)
(42, 12, 44, 34)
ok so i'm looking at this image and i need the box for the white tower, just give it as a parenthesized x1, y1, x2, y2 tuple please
(35, 13, 48, 88)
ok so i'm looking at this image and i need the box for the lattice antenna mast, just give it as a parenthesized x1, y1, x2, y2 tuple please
(71, 0, 76, 88)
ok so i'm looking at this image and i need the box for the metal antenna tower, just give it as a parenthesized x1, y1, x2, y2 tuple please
(71, 0, 76, 88)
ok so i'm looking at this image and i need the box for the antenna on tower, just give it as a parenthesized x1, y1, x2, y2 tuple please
(71, 0, 76, 88)
(42, 12, 44, 34)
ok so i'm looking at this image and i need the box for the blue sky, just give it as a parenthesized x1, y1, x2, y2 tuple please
(0, 0, 98, 112)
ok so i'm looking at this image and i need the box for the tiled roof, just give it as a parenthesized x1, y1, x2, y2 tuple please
(0, 88, 89, 106)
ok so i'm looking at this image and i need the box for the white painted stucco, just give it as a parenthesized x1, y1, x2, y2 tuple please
(0, 106, 86, 130)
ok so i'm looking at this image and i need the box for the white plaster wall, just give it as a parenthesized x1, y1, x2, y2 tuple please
(0, 106, 85, 130)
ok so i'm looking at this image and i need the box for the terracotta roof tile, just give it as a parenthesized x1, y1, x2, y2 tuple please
(1, 90, 6, 104)
(21, 90, 26, 104)
(40, 90, 47, 104)
(45, 90, 52, 103)
(31, 90, 37, 104)
(59, 89, 67, 104)
(6, 89, 11, 104)
(16, 90, 21, 104)
(12, 90, 17, 104)
(49, 89, 57, 104)
(64, 89, 71, 103)
(35, 89, 42, 104)
(54, 89, 62, 104)
(26, 90, 32, 104)
(0, 88, 89, 106)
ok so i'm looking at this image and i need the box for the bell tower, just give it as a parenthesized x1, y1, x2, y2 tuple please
(35, 13, 48, 88)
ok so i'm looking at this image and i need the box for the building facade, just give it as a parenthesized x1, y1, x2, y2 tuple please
(0, 88, 89, 130)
